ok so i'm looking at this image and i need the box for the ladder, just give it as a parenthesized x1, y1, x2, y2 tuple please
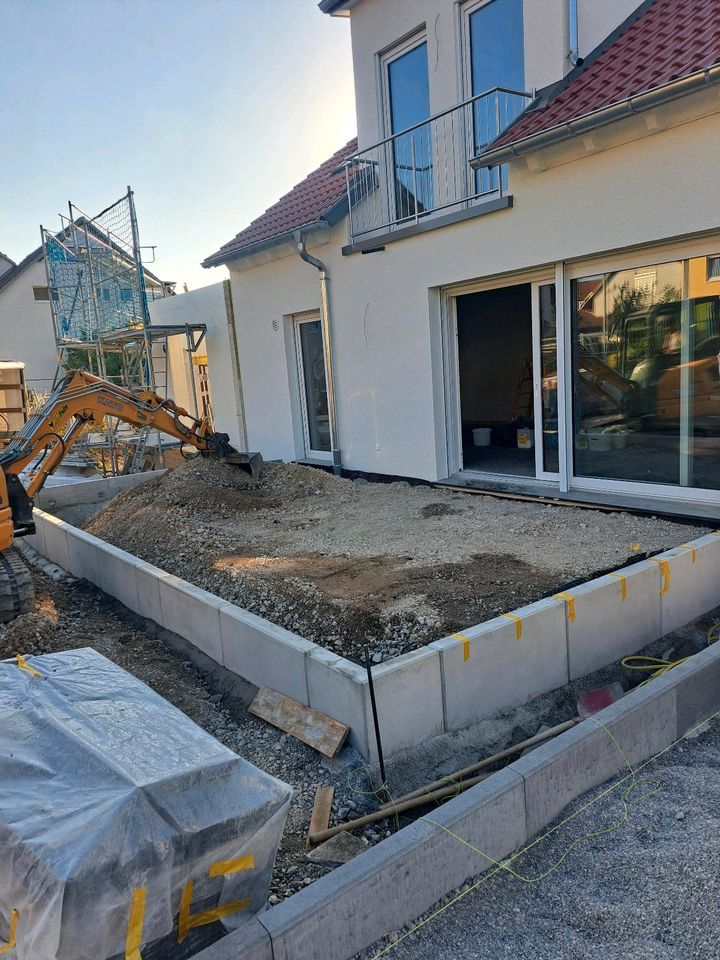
(127, 426, 151, 474)
(511, 357, 534, 422)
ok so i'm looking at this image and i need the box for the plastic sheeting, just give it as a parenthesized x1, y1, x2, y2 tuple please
(0, 648, 292, 960)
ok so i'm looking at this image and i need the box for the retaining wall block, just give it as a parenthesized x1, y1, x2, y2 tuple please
(133, 558, 167, 624)
(94, 541, 144, 613)
(158, 575, 225, 665)
(37, 511, 70, 571)
(654, 534, 720, 636)
(429, 597, 568, 733)
(63, 526, 104, 584)
(671, 637, 720, 735)
(363, 648, 444, 761)
(259, 768, 525, 960)
(511, 673, 678, 836)
(26, 510, 47, 557)
(305, 648, 369, 756)
(191, 915, 272, 960)
(219, 603, 314, 705)
(564, 559, 661, 680)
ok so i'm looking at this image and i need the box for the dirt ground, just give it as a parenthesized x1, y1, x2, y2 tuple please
(84, 459, 707, 663)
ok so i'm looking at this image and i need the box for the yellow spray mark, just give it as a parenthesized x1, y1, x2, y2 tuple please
(0, 910, 19, 955)
(628, 543, 641, 553)
(553, 592, 576, 622)
(208, 854, 255, 878)
(16, 654, 40, 679)
(502, 613, 522, 640)
(178, 881, 250, 944)
(650, 558, 671, 595)
(608, 573, 628, 601)
(125, 888, 146, 960)
(680, 545, 697, 564)
(451, 633, 471, 662)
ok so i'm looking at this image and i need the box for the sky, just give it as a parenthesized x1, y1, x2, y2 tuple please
(0, 0, 356, 290)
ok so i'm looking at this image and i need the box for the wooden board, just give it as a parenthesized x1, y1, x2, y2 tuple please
(249, 687, 349, 758)
(307, 785, 335, 848)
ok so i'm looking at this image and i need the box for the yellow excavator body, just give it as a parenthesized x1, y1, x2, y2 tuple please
(0, 369, 262, 621)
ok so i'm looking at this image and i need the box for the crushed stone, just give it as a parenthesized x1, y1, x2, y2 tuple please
(83, 459, 706, 663)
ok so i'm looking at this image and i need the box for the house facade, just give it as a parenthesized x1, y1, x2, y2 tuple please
(203, 0, 720, 518)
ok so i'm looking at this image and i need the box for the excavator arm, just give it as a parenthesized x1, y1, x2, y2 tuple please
(0, 370, 262, 619)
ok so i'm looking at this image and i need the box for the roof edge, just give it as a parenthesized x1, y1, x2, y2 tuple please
(202, 219, 329, 269)
(474, 63, 720, 169)
(318, 0, 354, 14)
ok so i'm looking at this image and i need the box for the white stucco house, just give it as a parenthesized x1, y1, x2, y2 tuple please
(201, 0, 720, 519)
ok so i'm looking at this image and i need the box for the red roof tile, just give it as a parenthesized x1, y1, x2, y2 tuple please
(488, 0, 720, 155)
(203, 139, 358, 266)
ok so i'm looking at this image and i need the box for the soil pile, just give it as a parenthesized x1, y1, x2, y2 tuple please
(85, 459, 704, 662)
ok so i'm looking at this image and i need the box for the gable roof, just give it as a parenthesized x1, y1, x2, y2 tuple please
(202, 139, 358, 268)
(0, 252, 15, 266)
(479, 0, 720, 164)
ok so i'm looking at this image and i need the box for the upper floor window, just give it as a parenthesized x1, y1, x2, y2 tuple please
(466, 0, 525, 97)
(383, 36, 432, 219)
(32, 285, 58, 302)
(708, 256, 720, 282)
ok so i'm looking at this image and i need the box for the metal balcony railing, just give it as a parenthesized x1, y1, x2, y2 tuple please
(342, 86, 533, 243)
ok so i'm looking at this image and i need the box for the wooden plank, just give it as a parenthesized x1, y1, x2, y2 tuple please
(307, 785, 335, 848)
(249, 687, 349, 758)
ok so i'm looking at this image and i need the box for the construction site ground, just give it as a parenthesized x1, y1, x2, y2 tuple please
(360, 711, 720, 960)
(4, 559, 718, 919)
(83, 460, 706, 663)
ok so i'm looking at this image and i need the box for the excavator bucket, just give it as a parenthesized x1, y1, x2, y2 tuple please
(223, 450, 264, 481)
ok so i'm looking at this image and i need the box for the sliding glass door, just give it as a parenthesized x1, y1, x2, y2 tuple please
(570, 255, 720, 491)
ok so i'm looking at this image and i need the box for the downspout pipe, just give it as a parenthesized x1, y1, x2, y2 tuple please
(567, 0, 581, 67)
(295, 231, 342, 474)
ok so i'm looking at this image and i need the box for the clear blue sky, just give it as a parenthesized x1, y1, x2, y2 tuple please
(0, 0, 356, 290)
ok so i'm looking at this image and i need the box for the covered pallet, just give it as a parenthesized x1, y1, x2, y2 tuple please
(0, 648, 292, 960)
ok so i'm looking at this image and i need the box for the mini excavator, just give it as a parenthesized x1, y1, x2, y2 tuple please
(0, 369, 262, 621)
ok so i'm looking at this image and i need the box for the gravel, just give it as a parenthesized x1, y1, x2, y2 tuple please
(358, 687, 720, 959)
(82, 459, 706, 663)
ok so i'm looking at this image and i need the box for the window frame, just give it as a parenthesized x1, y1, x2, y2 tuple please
(707, 255, 720, 282)
(379, 28, 429, 141)
(32, 285, 50, 302)
(293, 312, 332, 462)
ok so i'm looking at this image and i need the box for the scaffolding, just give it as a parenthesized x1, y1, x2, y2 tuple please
(39, 188, 207, 475)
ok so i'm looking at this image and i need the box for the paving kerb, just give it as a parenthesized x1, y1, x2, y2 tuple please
(305, 647, 369, 755)
(361, 648, 444, 761)
(220, 602, 314, 706)
(654, 534, 720, 635)
(511, 670, 678, 836)
(257, 768, 526, 960)
(670, 637, 720, 734)
(564, 559, 661, 680)
(191, 916, 272, 960)
(36, 470, 166, 511)
(429, 597, 568, 732)
(38, 512, 70, 571)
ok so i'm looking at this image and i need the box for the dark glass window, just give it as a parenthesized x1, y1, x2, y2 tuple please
(387, 42, 433, 219)
(469, 0, 525, 194)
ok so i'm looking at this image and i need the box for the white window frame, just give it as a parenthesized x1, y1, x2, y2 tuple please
(378, 28, 429, 141)
(293, 312, 332, 463)
(707, 255, 720, 282)
(563, 234, 720, 505)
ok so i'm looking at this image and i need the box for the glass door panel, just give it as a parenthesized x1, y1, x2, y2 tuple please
(297, 319, 331, 456)
(537, 283, 559, 474)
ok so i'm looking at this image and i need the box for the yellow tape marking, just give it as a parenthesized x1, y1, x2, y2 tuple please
(680, 544, 697, 564)
(553, 592, 576, 622)
(650, 558, 671, 595)
(16, 654, 40, 679)
(0, 909, 18, 955)
(208, 854, 255, 878)
(608, 573, 628, 601)
(451, 633, 471, 662)
(178, 880, 250, 944)
(125, 888, 146, 960)
(502, 613, 522, 640)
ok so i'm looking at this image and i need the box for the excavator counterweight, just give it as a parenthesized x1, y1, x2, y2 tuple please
(0, 370, 262, 621)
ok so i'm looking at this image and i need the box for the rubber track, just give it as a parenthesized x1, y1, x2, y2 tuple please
(0, 548, 35, 623)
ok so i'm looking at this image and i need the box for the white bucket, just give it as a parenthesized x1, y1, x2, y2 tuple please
(472, 427, 491, 447)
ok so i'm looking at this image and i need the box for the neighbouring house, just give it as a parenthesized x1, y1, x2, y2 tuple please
(0, 238, 172, 395)
(202, 0, 720, 519)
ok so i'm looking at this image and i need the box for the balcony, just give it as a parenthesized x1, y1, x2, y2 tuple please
(342, 87, 533, 246)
